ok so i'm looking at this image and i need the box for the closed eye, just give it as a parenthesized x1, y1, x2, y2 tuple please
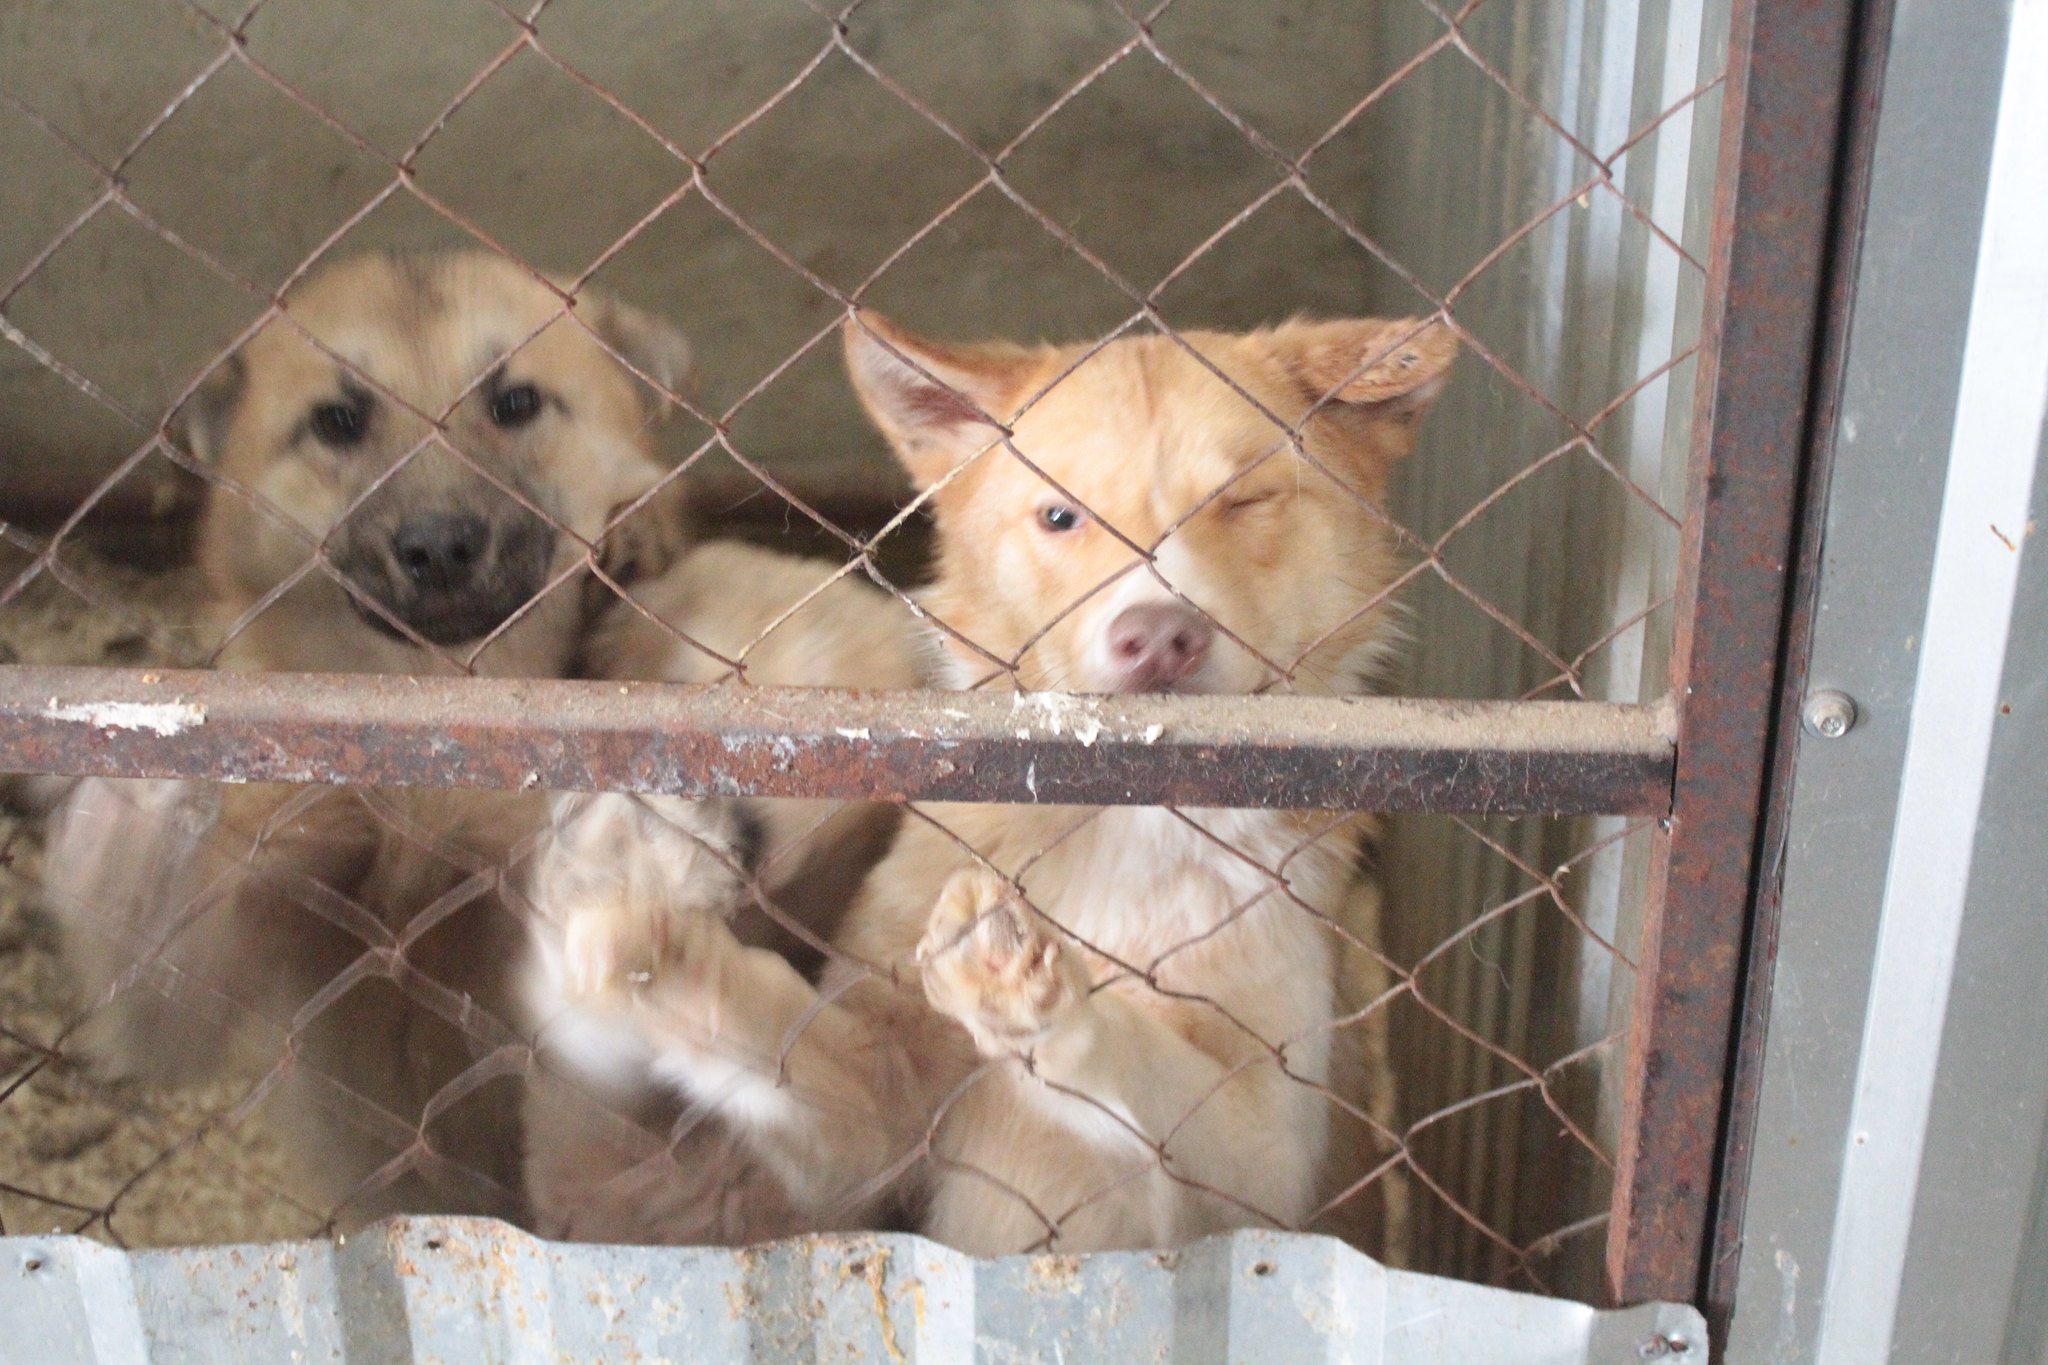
(1220, 490, 1281, 515)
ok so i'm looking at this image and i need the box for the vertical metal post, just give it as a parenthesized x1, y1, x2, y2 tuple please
(1604, 0, 1865, 1306)
(1701, 0, 1898, 1328)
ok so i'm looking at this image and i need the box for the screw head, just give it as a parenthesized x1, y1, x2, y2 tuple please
(1802, 690, 1857, 739)
(1636, 1333, 1694, 1359)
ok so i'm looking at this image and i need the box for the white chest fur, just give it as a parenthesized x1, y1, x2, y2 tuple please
(1019, 806, 1349, 1065)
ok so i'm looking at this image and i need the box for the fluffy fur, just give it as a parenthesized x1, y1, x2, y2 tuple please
(528, 311, 1455, 1255)
(519, 541, 926, 1243)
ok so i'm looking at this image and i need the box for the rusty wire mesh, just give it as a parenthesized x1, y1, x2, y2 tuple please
(0, 0, 1723, 1302)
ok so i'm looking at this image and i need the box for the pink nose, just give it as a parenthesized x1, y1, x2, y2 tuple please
(1106, 602, 1213, 691)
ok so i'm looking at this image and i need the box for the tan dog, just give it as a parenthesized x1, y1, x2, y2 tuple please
(44, 251, 697, 1223)
(519, 541, 925, 1243)
(188, 251, 695, 676)
(529, 312, 1454, 1255)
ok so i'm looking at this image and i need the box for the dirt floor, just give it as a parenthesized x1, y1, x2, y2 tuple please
(0, 549, 319, 1248)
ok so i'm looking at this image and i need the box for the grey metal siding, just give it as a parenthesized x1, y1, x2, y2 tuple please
(1, 1219, 1705, 1364)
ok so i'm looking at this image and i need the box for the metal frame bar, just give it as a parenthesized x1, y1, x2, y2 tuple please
(1703, 0, 1899, 1329)
(0, 666, 1674, 815)
(1604, 0, 1869, 1309)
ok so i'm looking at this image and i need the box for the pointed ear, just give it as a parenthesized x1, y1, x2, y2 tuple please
(169, 353, 246, 465)
(583, 294, 696, 413)
(596, 472, 696, 590)
(1282, 316, 1458, 423)
(842, 312, 1040, 488)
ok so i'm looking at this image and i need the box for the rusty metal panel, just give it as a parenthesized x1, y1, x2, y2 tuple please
(0, 665, 1675, 815)
(1702, 0, 1900, 1328)
(1606, 0, 1869, 1308)
(0, 1217, 1707, 1364)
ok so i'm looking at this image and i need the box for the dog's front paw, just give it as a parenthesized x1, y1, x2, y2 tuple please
(917, 867, 1089, 1056)
(530, 792, 749, 1003)
(554, 899, 667, 1001)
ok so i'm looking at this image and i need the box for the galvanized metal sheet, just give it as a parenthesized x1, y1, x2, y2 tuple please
(0, 1219, 1703, 1364)
(1721, 0, 2048, 1356)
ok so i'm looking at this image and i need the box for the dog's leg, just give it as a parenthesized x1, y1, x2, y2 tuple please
(46, 779, 380, 1084)
(917, 866, 1320, 1232)
(45, 777, 231, 1080)
(527, 791, 933, 1226)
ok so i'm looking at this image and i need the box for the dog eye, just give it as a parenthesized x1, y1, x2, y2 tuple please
(1038, 504, 1085, 533)
(1221, 490, 1279, 516)
(309, 401, 367, 447)
(490, 382, 544, 429)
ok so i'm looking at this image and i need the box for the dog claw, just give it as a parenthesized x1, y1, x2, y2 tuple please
(919, 866, 1087, 1056)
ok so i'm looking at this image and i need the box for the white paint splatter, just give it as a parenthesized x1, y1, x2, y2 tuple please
(1141, 724, 1164, 744)
(1011, 691, 1105, 741)
(41, 699, 206, 735)
(1772, 1247, 1800, 1359)
(835, 727, 871, 740)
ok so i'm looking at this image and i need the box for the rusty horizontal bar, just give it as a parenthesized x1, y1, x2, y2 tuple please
(0, 666, 1674, 814)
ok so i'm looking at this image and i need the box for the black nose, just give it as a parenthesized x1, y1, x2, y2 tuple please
(391, 513, 489, 594)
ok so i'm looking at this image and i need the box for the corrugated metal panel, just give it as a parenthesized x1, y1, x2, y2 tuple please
(0, 1218, 1702, 1364)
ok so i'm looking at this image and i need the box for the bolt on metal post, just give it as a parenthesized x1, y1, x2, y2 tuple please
(1802, 690, 1858, 739)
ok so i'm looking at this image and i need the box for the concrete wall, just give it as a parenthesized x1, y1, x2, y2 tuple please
(1, 0, 1383, 516)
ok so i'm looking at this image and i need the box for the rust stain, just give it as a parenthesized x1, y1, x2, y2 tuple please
(857, 1247, 907, 1365)
(1029, 1254, 1083, 1294)
(1610, 0, 1872, 1310)
(0, 665, 1674, 815)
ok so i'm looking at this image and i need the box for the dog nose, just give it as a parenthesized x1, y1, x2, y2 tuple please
(1106, 602, 1213, 690)
(392, 513, 489, 594)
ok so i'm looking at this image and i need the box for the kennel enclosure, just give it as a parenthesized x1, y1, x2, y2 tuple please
(5, 0, 2037, 1358)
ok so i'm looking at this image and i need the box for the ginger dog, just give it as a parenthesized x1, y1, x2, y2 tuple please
(529, 311, 1454, 1254)
(44, 251, 698, 1222)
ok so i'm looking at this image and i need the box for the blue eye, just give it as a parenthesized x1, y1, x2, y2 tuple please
(1038, 504, 1084, 533)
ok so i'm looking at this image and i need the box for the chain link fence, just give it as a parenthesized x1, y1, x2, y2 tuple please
(0, 0, 1733, 1308)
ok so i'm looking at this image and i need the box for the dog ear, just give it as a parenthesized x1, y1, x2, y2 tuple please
(1279, 316, 1457, 425)
(595, 472, 695, 590)
(586, 296, 695, 413)
(583, 471, 696, 634)
(168, 353, 246, 466)
(842, 312, 1040, 488)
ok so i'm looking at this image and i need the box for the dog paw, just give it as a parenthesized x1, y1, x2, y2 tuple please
(530, 792, 749, 1002)
(917, 866, 1088, 1055)
(554, 901, 667, 1001)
